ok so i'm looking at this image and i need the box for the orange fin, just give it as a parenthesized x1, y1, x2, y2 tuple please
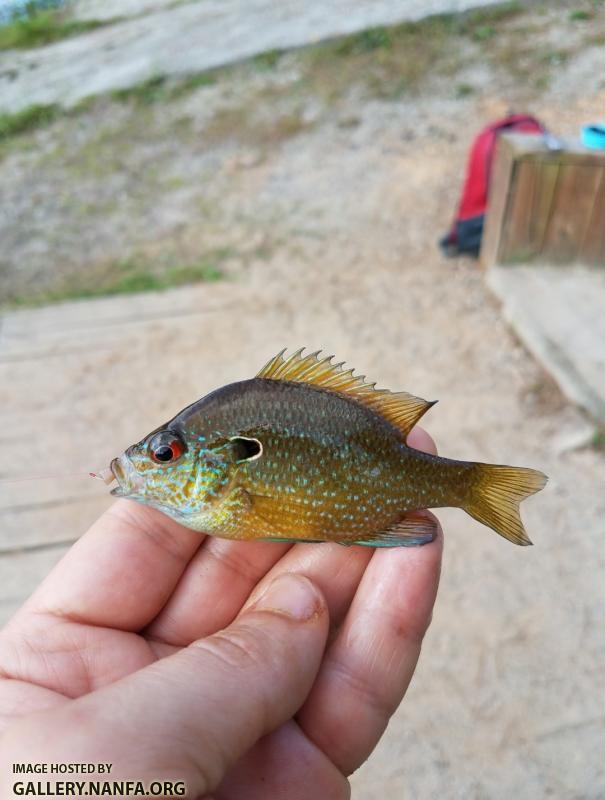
(465, 464, 548, 546)
(257, 348, 435, 438)
(348, 513, 438, 547)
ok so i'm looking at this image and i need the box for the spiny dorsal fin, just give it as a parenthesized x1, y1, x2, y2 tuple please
(257, 348, 436, 438)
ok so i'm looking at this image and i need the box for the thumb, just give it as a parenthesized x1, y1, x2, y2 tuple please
(1, 573, 328, 797)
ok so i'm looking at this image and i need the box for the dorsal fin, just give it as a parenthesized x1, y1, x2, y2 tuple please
(257, 348, 436, 438)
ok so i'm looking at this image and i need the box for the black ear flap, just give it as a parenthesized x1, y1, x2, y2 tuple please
(230, 436, 263, 462)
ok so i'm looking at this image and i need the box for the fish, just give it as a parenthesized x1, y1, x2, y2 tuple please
(109, 348, 547, 547)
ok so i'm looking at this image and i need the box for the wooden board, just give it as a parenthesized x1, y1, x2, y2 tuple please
(481, 137, 515, 268)
(579, 165, 605, 265)
(527, 160, 560, 257)
(501, 159, 540, 262)
(481, 134, 605, 267)
(541, 164, 604, 264)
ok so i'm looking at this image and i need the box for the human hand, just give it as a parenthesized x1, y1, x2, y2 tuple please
(0, 428, 442, 799)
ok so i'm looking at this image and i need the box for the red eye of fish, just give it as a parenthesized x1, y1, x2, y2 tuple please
(149, 432, 185, 464)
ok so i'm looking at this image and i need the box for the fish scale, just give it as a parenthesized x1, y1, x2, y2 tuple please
(109, 349, 547, 547)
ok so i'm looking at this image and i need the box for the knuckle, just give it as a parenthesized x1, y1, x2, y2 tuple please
(198, 627, 266, 673)
(191, 619, 286, 678)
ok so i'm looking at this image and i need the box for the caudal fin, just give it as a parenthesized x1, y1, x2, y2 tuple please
(463, 464, 547, 546)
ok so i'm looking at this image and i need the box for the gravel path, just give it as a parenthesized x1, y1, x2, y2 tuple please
(0, 0, 504, 113)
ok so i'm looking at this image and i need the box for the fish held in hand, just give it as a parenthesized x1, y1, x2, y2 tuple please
(109, 349, 547, 547)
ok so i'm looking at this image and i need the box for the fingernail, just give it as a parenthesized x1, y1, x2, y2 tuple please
(254, 573, 322, 621)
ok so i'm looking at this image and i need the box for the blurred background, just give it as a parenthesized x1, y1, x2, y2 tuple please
(0, 0, 604, 797)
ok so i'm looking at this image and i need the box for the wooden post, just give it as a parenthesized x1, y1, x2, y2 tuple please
(481, 133, 605, 268)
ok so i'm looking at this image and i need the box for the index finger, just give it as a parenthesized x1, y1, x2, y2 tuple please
(10, 499, 204, 632)
(296, 424, 442, 773)
(296, 518, 443, 774)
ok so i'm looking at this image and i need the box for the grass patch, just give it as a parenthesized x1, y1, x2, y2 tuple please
(569, 9, 592, 21)
(0, 103, 60, 139)
(110, 72, 218, 105)
(455, 82, 474, 97)
(324, 2, 522, 57)
(305, 17, 457, 101)
(253, 48, 285, 69)
(297, 2, 524, 102)
(96, 256, 226, 295)
(591, 428, 605, 453)
(9, 255, 227, 307)
(169, 72, 217, 97)
(471, 24, 496, 41)
(463, 2, 522, 26)
(0, 7, 108, 50)
(110, 76, 170, 105)
(331, 26, 394, 56)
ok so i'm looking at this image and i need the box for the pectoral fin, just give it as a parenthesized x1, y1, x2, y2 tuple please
(350, 513, 438, 547)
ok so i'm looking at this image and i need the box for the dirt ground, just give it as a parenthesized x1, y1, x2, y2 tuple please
(2, 2, 605, 304)
(1, 2, 604, 798)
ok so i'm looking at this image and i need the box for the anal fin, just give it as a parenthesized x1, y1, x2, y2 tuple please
(351, 513, 437, 548)
(258, 536, 326, 544)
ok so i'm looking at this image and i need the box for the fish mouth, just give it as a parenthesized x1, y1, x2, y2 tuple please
(109, 453, 195, 522)
(110, 454, 142, 498)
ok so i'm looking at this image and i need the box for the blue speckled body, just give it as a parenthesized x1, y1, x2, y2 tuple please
(111, 349, 547, 547)
(110, 347, 547, 546)
(158, 378, 473, 542)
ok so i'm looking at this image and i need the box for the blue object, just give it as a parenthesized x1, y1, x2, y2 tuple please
(0, 1, 64, 24)
(581, 124, 605, 150)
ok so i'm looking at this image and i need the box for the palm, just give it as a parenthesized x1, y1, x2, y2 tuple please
(0, 430, 441, 798)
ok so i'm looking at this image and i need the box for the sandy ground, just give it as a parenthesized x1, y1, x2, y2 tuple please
(1, 2, 605, 797)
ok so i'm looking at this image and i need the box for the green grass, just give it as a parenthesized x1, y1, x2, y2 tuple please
(325, 2, 522, 57)
(591, 428, 605, 453)
(0, 8, 108, 50)
(110, 76, 170, 105)
(0, 103, 60, 140)
(331, 26, 394, 56)
(471, 24, 496, 41)
(253, 49, 285, 69)
(299, 2, 524, 102)
(169, 72, 217, 97)
(110, 72, 218, 105)
(569, 9, 592, 21)
(73, 258, 224, 297)
(455, 82, 474, 97)
(9, 256, 226, 307)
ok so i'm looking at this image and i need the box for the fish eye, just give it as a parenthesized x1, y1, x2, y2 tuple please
(149, 431, 186, 464)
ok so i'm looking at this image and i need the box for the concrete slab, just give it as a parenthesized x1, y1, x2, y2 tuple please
(487, 265, 605, 427)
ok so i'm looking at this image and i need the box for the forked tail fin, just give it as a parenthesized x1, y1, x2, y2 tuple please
(463, 464, 547, 546)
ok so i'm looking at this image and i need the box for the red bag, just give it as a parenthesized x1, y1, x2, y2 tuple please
(440, 114, 546, 257)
